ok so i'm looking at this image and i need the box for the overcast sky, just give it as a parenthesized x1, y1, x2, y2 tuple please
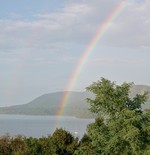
(0, 0, 150, 106)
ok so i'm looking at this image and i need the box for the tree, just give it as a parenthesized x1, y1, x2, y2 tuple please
(38, 134, 60, 155)
(74, 134, 93, 155)
(25, 137, 41, 155)
(0, 134, 11, 155)
(82, 78, 150, 155)
(51, 128, 78, 155)
(10, 135, 28, 155)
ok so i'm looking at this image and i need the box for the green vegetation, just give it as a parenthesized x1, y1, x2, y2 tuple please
(0, 78, 150, 154)
(75, 78, 150, 154)
(0, 129, 78, 155)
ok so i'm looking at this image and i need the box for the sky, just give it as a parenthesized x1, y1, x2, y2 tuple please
(0, 0, 150, 106)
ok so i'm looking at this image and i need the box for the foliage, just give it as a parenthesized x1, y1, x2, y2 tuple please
(84, 78, 150, 154)
(0, 134, 11, 155)
(0, 134, 28, 155)
(10, 135, 28, 155)
(0, 129, 78, 155)
(51, 128, 78, 155)
(74, 134, 93, 155)
(25, 137, 41, 155)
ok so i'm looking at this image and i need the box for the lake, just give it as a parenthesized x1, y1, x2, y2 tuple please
(0, 115, 94, 138)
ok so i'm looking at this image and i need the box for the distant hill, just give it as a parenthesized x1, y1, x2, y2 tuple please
(0, 85, 150, 118)
(0, 91, 95, 118)
(130, 85, 150, 109)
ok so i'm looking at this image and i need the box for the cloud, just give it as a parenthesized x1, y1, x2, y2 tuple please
(0, 0, 149, 57)
(103, 0, 150, 48)
(0, 0, 150, 106)
(87, 57, 150, 66)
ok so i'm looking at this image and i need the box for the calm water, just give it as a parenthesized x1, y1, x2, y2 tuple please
(0, 115, 93, 138)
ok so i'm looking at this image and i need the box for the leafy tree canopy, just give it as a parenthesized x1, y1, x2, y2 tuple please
(77, 78, 150, 155)
(86, 77, 148, 118)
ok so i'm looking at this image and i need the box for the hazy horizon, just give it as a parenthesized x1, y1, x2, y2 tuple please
(1, 0, 150, 106)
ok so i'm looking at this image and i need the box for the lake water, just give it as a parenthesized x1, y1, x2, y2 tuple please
(0, 115, 94, 138)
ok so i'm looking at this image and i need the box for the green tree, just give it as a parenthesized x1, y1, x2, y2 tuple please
(10, 135, 28, 155)
(0, 134, 11, 155)
(81, 78, 150, 155)
(25, 137, 41, 155)
(74, 134, 93, 155)
(38, 135, 57, 155)
(51, 128, 78, 155)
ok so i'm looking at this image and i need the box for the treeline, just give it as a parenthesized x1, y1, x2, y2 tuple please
(0, 128, 85, 155)
(1, 78, 150, 155)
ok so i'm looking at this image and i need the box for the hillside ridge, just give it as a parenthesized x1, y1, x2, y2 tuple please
(0, 85, 150, 118)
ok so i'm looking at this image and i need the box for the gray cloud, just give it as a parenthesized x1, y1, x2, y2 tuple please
(0, 0, 149, 56)
(103, 0, 150, 48)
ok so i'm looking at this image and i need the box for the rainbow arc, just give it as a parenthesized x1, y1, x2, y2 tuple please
(56, 0, 126, 127)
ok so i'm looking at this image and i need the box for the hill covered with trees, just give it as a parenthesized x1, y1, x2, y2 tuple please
(0, 92, 95, 118)
(0, 84, 150, 118)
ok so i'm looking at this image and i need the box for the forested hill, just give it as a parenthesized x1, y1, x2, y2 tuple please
(0, 85, 150, 118)
(0, 91, 95, 118)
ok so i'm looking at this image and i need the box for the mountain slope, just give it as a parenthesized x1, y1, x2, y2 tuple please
(0, 91, 94, 118)
(0, 85, 150, 118)
(130, 85, 150, 109)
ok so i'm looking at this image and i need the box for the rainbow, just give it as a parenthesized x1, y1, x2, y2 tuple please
(56, 0, 126, 125)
